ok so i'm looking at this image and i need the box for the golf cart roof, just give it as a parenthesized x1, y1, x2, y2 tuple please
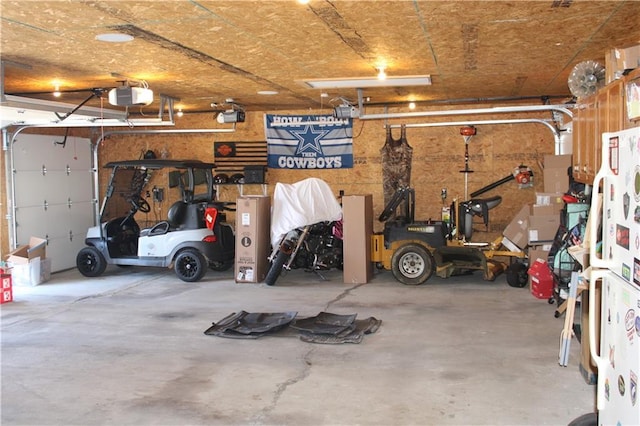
(104, 159, 216, 169)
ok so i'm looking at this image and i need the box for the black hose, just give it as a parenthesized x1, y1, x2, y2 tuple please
(470, 174, 514, 198)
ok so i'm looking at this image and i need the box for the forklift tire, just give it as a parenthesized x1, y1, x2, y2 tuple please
(506, 262, 528, 288)
(174, 248, 207, 282)
(76, 246, 107, 277)
(391, 243, 435, 285)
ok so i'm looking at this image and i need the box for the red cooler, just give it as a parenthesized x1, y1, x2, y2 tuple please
(528, 258, 554, 300)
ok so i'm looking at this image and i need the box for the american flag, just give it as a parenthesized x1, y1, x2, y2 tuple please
(214, 141, 267, 174)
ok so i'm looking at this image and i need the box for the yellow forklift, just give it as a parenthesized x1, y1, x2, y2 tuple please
(370, 187, 526, 286)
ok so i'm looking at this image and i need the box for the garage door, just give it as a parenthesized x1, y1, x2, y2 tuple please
(12, 134, 94, 272)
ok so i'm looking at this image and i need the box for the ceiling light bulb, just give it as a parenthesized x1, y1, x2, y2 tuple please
(409, 102, 416, 109)
(377, 68, 387, 80)
(176, 109, 184, 117)
(53, 85, 61, 97)
(297, 0, 310, 4)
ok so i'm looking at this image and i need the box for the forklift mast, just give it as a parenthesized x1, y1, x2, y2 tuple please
(378, 187, 415, 223)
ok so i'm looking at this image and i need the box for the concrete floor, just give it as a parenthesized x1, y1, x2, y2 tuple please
(2, 265, 596, 425)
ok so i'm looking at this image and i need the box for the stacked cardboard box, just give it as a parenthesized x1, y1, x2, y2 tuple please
(605, 44, 640, 84)
(502, 154, 572, 290)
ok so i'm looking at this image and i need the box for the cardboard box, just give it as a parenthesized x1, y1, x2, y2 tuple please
(235, 196, 271, 283)
(11, 257, 51, 287)
(342, 195, 373, 284)
(542, 154, 572, 194)
(544, 154, 572, 170)
(502, 204, 531, 249)
(528, 247, 550, 264)
(528, 214, 560, 244)
(535, 192, 565, 210)
(1, 274, 12, 304)
(606, 45, 640, 84)
(543, 168, 570, 194)
(6, 237, 47, 265)
(616, 45, 640, 71)
(501, 237, 523, 253)
(531, 204, 559, 217)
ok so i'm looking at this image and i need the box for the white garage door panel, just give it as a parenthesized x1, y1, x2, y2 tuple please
(15, 204, 89, 237)
(14, 207, 48, 240)
(14, 171, 71, 206)
(65, 202, 95, 235)
(47, 236, 82, 272)
(12, 134, 94, 272)
(13, 136, 87, 169)
(67, 172, 94, 200)
(13, 171, 95, 205)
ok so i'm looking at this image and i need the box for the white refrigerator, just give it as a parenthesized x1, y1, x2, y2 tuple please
(589, 126, 640, 425)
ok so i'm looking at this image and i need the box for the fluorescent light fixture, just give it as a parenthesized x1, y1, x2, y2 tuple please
(298, 75, 431, 89)
(96, 33, 134, 43)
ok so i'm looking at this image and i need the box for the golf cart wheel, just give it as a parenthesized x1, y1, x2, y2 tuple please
(174, 248, 207, 282)
(209, 260, 233, 272)
(76, 246, 107, 277)
(391, 243, 435, 285)
(506, 261, 528, 288)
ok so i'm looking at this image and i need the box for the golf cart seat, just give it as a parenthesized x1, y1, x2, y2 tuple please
(168, 201, 188, 228)
(169, 200, 207, 229)
(140, 201, 189, 237)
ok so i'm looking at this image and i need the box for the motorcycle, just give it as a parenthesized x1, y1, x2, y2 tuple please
(265, 177, 344, 286)
(265, 219, 343, 286)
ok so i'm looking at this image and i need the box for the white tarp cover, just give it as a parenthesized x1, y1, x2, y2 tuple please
(271, 178, 342, 246)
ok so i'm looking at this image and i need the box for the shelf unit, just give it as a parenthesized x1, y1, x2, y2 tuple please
(214, 183, 268, 197)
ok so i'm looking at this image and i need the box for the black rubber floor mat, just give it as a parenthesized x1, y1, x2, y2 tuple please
(204, 312, 381, 343)
(298, 317, 382, 344)
(290, 312, 357, 335)
(204, 311, 297, 339)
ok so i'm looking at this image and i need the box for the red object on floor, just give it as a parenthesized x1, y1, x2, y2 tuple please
(528, 258, 554, 300)
(1, 274, 13, 304)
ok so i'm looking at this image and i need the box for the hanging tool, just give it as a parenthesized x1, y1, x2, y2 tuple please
(459, 126, 476, 200)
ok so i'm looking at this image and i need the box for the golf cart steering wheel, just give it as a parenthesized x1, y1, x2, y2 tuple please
(131, 196, 151, 213)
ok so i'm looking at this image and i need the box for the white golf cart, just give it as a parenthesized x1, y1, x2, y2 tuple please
(76, 159, 235, 282)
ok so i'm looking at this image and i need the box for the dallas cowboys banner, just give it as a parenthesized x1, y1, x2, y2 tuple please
(264, 114, 353, 169)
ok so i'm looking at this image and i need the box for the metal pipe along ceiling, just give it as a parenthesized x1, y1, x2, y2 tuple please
(386, 118, 565, 153)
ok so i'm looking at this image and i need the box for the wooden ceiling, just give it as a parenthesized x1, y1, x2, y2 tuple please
(1, 0, 640, 115)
